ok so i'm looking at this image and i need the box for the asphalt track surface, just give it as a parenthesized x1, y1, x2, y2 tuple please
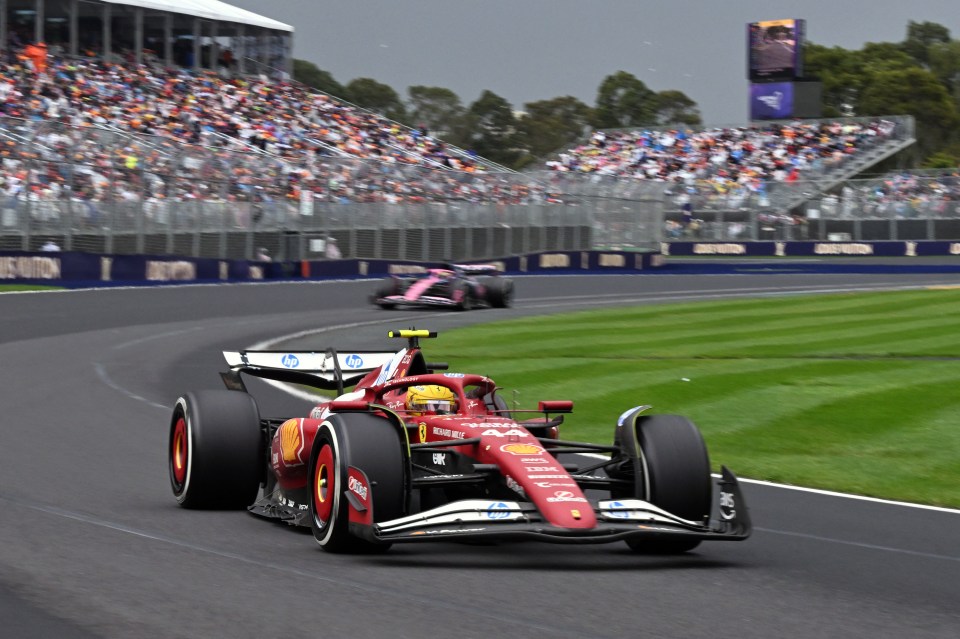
(2, 272, 959, 639)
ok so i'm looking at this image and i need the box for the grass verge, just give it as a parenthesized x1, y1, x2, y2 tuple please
(427, 288, 960, 508)
(0, 284, 64, 292)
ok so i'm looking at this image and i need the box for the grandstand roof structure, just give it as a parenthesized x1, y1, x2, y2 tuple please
(1, 0, 293, 77)
(101, 0, 293, 31)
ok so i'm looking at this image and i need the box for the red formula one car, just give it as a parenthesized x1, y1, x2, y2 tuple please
(169, 330, 751, 553)
(371, 263, 513, 310)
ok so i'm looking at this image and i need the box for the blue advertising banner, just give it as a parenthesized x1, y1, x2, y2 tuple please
(308, 251, 661, 279)
(3, 244, 959, 286)
(663, 241, 960, 258)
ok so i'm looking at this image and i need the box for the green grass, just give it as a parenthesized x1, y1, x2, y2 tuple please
(428, 289, 960, 508)
(0, 284, 64, 292)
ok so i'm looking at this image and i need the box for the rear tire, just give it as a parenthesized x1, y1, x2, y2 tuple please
(308, 412, 407, 553)
(169, 391, 263, 509)
(626, 414, 712, 554)
(374, 279, 399, 309)
(483, 278, 514, 308)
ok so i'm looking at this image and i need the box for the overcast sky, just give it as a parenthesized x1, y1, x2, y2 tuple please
(224, 0, 959, 126)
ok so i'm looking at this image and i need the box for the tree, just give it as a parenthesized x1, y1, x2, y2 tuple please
(517, 96, 593, 160)
(463, 90, 522, 167)
(807, 42, 924, 115)
(858, 67, 959, 158)
(344, 78, 407, 122)
(804, 44, 867, 116)
(927, 40, 960, 100)
(902, 20, 951, 68)
(406, 86, 464, 138)
(292, 59, 348, 99)
(921, 148, 960, 168)
(653, 90, 702, 126)
(788, 30, 960, 165)
(592, 71, 657, 129)
(860, 42, 916, 74)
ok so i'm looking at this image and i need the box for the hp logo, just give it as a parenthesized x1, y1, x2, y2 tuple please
(485, 502, 510, 520)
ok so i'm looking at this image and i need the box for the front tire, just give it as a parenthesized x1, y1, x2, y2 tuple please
(626, 414, 712, 554)
(308, 412, 407, 553)
(452, 281, 473, 311)
(169, 390, 263, 509)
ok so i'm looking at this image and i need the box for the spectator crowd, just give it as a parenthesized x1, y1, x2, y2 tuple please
(0, 43, 943, 239)
(818, 170, 960, 219)
(546, 120, 902, 211)
(1, 49, 563, 230)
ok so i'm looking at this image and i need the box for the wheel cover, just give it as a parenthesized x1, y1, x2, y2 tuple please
(171, 416, 188, 487)
(313, 444, 335, 528)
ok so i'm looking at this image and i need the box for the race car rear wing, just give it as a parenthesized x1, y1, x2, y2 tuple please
(223, 329, 446, 394)
(449, 262, 502, 276)
(221, 349, 397, 393)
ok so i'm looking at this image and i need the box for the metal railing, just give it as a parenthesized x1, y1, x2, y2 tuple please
(662, 174, 960, 242)
(3, 113, 957, 257)
(0, 116, 661, 259)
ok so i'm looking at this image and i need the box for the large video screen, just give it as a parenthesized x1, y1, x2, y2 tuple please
(749, 81, 822, 120)
(750, 82, 794, 120)
(748, 19, 804, 81)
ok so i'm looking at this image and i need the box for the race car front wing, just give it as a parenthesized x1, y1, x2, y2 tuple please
(379, 294, 459, 308)
(357, 467, 751, 545)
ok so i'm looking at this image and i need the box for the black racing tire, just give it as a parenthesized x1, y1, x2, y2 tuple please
(374, 279, 399, 309)
(483, 277, 514, 308)
(626, 414, 712, 554)
(452, 281, 473, 311)
(308, 412, 407, 553)
(169, 390, 264, 509)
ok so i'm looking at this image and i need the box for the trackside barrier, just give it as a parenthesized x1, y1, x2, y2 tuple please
(0, 250, 662, 287)
(3, 243, 959, 287)
(663, 240, 960, 257)
(0, 252, 280, 285)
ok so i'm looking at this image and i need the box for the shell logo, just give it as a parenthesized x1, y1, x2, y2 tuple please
(280, 419, 304, 464)
(500, 443, 545, 456)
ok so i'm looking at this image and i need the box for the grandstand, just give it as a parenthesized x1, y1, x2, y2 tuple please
(0, 1, 541, 261)
(545, 117, 916, 210)
(542, 116, 930, 242)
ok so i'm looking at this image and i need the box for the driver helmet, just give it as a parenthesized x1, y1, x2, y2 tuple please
(406, 384, 457, 416)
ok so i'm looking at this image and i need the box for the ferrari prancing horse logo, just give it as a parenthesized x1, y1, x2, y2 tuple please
(419, 422, 427, 443)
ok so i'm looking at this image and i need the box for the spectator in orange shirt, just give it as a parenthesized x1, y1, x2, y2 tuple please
(23, 42, 48, 74)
